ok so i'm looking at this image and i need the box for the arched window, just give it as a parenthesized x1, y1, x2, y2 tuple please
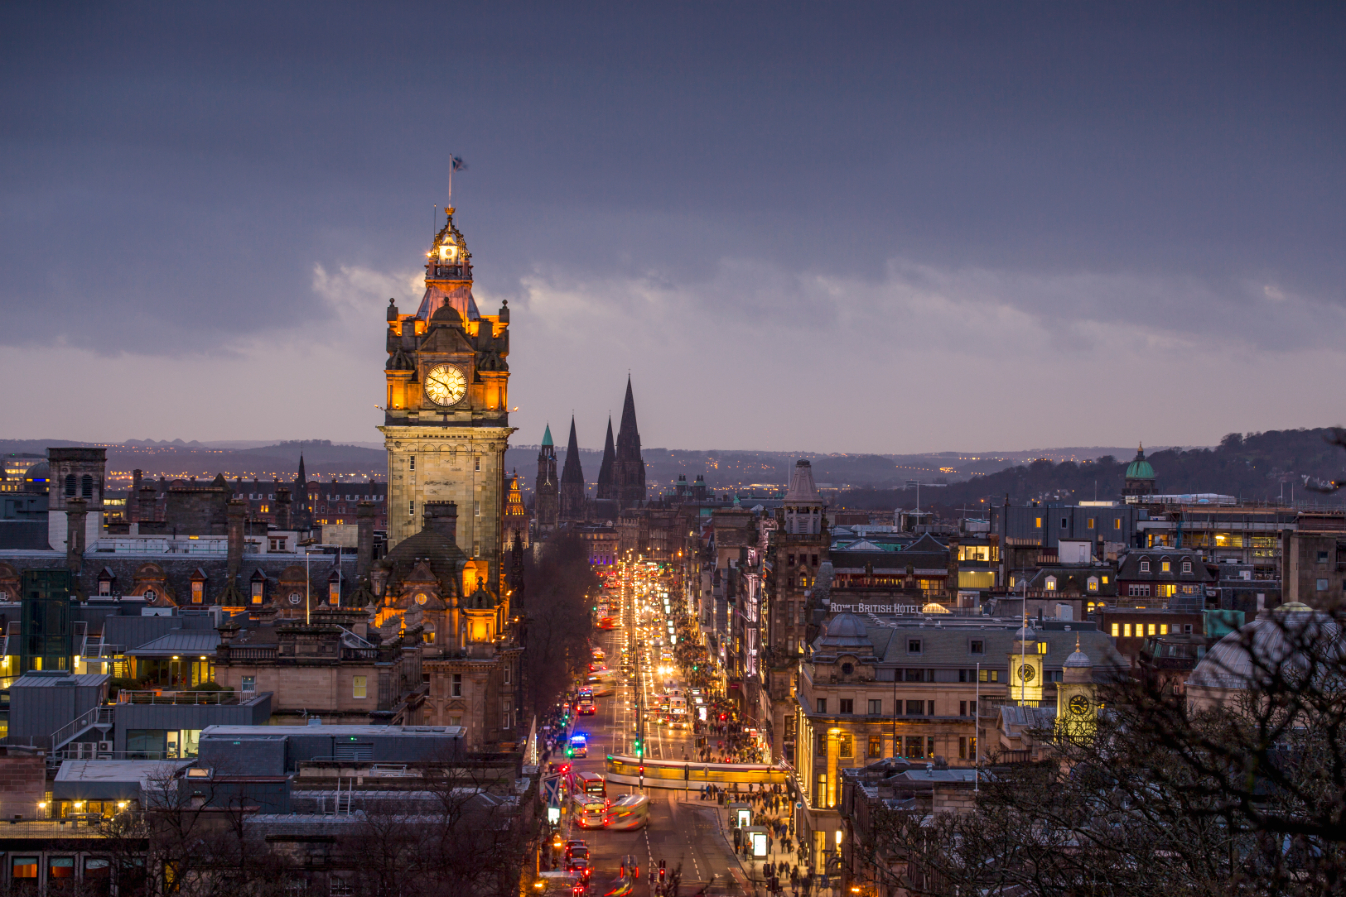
(1139, 560, 1151, 573)
(81, 475, 93, 498)
(65, 474, 76, 496)
(1045, 576, 1057, 591)
(1087, 576, 1099, 593)
(1181, 560, 1192, 574)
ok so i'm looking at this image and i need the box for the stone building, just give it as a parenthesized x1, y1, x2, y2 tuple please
(379, 205, 513, 589)
(763, 460, 829, 762)
(792, 611, 1124, 864)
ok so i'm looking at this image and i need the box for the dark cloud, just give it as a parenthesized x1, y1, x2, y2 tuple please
(1, 2, 1343, 449)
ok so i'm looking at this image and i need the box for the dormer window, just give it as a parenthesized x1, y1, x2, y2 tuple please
(1140, 560, 1151, 573)
(1045, 576, 1057, 591)
(908, 639, 922, 655)
(1087, 576, 1099, 593)
(1161, 559, 1171, 573)
(1181, 560, 1192, 574)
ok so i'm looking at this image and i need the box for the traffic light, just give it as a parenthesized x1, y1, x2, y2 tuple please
(633, 738, 643, 758)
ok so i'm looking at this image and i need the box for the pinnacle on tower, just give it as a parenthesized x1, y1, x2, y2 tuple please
(542, 424, 553, 449)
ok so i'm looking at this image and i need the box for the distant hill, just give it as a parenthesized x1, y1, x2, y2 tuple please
(6, 431, 1341, 505)
(839, 428, 1346, 513)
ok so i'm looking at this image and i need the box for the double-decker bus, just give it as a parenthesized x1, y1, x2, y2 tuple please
(574, 797, 607, 829)
(574, 771, 606, 803)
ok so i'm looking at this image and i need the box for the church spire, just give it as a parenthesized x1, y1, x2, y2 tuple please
(618, 376, 640, 449)
(614, 377, 646, 509)
(559, 416, 586, 520)
(596, 416, 616, 501)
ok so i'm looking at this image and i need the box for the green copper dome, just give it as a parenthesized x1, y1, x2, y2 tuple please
(541, 424, 553, 448)
(1126, 444, 1155, 480)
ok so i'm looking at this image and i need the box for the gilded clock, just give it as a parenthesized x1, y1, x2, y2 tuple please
(1068, 694, 1091, 716)
(1017, 664, 1036, 684)
(424, 364, 467, 406)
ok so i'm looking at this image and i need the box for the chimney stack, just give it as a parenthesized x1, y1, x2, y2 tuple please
(226, 499, 246, 585)
(423, 501, 458, 541)
(276, 487, 292, 530)
(356, 502, 375, 577)
(66, 497, 87, 579)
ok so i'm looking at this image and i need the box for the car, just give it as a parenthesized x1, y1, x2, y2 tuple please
(568, 734, 589, 758)
(565, 842, 588, 862)
(565, 857, 593, 881)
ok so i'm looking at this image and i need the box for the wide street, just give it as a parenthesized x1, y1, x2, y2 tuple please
(553, 568, 776, 897)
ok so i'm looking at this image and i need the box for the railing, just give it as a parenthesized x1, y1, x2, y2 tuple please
(992, 749, 1033, 765)
(49, 706, 113, 750)
(117, 689, 245, 705)
(221, 646, 278, 660)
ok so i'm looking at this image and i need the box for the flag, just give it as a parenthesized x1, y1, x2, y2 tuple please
(451, 156, 468, 172)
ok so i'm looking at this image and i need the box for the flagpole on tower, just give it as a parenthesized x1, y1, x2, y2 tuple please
(448, 155, 467, 208)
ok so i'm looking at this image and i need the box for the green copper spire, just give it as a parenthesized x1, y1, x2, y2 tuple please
(541, 424, 553, 448)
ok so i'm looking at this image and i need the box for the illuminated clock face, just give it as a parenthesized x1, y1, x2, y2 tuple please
(288, 592, 302, 605)
(415, 593, 429, 606)
(424, 364, 467, 406)
(1069, 694, 1091, 716)
(1017, 664, 1036, 684)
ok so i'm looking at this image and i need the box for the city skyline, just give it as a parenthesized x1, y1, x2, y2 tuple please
(3, 4, 1344, 453)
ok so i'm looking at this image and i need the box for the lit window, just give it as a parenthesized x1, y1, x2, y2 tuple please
(1044, 576, 1057, 591)
(191, 582, 204, 604)
(1087, 577, 1099, 593)
(1123, 624, 1132, 638)
(1159, 624, 1168, 635)
(1161, 560, 1171, 573)
(1148, 623, 1156, 636)
(1034, 517, 1042, 529)
(329, 582, 340, 605)
(1111, 623, 1120, 637)
(1037, 641, 1048, 655)
(352, 676, 367, 699)
(1087, 518, 1095, 529)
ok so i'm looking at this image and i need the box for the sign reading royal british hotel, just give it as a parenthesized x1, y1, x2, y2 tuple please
(828, 603, 926, 616)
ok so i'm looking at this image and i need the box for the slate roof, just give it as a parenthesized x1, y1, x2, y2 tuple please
(1117, 549, 1214, 583)
(126, 630, 221, 657)
(813, 617, 1127, 676)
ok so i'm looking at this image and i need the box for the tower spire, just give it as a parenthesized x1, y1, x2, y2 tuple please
(559, 416, 586, 521)
(596, 416, 616, 501)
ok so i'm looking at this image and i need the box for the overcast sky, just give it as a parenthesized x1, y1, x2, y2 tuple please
(2, 3, 1343, 454)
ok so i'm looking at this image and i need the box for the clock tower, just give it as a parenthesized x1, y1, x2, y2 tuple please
(379, 206, 514, 591)
(1055, 638, 1098, 743)
(1009, 623, 1044, 706)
